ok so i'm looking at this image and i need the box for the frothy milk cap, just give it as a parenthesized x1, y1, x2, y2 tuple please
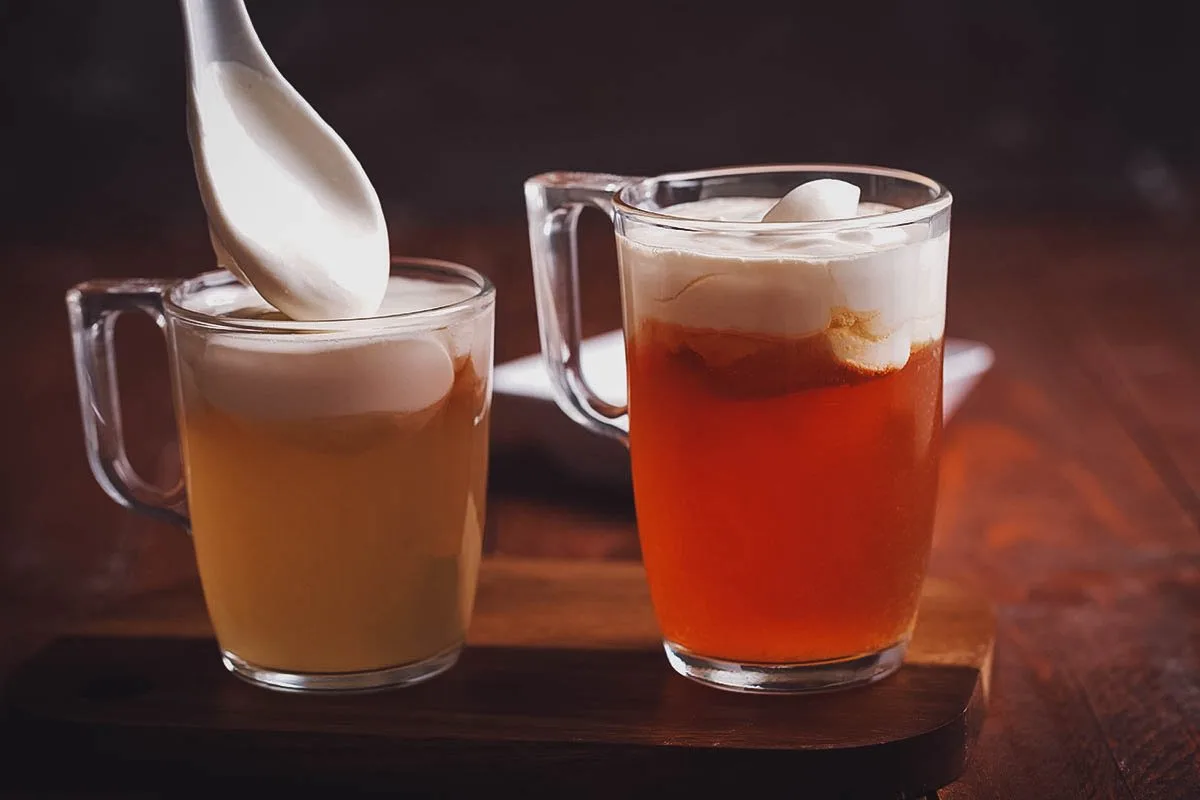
(166, 260, 494, 422)
(612, 164, 951, 234)
(164, 258, 494, 335)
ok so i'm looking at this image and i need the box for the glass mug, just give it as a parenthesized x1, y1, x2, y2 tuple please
(67, 258, 495, 692)
(525, 165, 951, 692)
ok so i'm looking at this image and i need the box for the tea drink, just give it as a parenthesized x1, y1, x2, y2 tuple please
(171, 276, 492, 676)
(619, 197, 948, 668)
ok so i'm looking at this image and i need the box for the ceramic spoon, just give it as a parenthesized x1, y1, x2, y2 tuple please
(179, 0, 389, 320)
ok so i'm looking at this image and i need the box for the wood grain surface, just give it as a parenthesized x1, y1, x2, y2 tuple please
(68, 557, 996, 671)
(5, 558, 991, 798)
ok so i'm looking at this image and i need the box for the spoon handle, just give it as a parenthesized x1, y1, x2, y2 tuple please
(179, 0, 273, 75)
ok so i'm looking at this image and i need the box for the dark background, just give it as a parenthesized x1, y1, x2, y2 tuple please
(2, 0, 1198, 247)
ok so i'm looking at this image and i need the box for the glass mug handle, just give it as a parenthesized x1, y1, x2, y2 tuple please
(66, 280, 189, 529)
(524, 172, 641, 447)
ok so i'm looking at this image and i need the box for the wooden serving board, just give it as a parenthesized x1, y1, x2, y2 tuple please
(3, 558, 993, 798)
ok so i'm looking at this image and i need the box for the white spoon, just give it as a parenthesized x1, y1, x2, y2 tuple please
(179, 0, 389, 321)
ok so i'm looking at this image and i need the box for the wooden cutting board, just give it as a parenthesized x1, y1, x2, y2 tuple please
(3, 558, 993, 798)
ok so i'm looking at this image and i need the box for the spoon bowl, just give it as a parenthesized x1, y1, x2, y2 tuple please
(179, 0, 389, 321)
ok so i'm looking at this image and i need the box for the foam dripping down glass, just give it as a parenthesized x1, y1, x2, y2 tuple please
(525, 165, 952, 693)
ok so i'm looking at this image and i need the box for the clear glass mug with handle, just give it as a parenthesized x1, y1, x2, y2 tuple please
(66, 258, 495, 692)
(525, 165, 951, 692)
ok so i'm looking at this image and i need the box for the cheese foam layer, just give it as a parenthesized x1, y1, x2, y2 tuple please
(175, 275, 488, 420)
(618, 196, 948, 373)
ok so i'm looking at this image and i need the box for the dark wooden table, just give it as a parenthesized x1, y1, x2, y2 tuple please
(3, 209, 1199, 798)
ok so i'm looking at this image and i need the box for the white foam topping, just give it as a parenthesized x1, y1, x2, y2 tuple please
(191, 62, 390, 321)
(618, 182, 948, 372)
(762, 178, 860, 222)
(179, 277, 479, 420)
(195, 333, 454, 421)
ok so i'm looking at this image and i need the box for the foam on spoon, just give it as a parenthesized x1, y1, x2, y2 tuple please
(178, 0, 465, 431)
(190, 61, 390, 321)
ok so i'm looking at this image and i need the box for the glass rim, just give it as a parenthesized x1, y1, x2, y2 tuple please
(611, 163, 952, 233)
(164, 256, 496, 333)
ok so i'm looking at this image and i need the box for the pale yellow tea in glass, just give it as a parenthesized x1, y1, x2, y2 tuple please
(67, 260, 495, 692)
(173, 273, 492, 683)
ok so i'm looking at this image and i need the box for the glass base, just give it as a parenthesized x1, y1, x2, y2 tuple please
(663, 638, 908, 694)
(222, 643, 462, 693)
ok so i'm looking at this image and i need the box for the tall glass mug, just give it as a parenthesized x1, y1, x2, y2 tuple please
(526, 166, 951, 692)
(67, 258, 495, 692)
